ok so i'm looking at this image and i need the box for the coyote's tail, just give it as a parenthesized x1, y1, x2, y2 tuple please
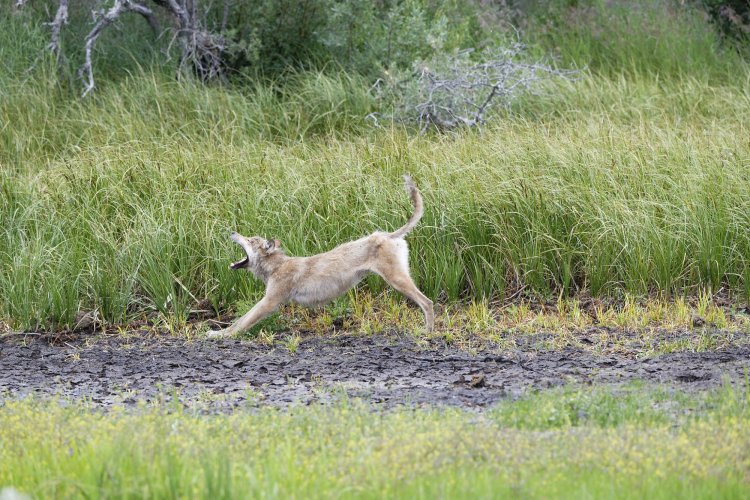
(390, 175, 424, 239)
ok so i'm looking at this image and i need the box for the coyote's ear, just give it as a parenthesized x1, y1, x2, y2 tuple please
(264, 239, 281, 253)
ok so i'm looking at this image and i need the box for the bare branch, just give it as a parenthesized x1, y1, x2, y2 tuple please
(78, 0, 160, 98)
(161, 0, 226, 81)
(79, 1, 126, 98)
(167, 0, 191, 28)
(375, 42, 581, 133)
(26, 0, 228, 96)
(47, 0, 69, 62)
(132, 3, 161, 35)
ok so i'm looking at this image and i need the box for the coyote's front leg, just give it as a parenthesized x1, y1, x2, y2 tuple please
(206, 296, 282, 338)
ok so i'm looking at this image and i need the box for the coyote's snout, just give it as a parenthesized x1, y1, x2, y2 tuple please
(207, 176, 434, 338)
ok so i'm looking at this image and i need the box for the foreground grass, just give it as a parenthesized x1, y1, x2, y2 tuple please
(1, 383, 749, 498)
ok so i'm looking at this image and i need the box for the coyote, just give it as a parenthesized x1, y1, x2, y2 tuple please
(207, 176, 434, 338)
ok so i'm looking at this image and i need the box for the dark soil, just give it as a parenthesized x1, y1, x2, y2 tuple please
(1, 331, 749, 411)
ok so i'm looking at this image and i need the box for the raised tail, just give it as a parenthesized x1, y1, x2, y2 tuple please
(390, 175, 424, 239)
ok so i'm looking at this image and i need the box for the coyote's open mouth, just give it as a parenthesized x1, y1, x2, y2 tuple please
(228, 232, 250, 270)
(229, 255, 249, 270)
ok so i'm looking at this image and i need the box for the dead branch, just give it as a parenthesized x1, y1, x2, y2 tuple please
(166, 0, 191, 28)
(23, 0, 231, 96)
(153, 0, 227, 81)
(136, 5, 161, 35)
(179, 28, 226, 81)
(166, 0, 226, 81)
(78, 0, 159, 97)
(376, 43, 581, 133)
(122, 0, 160, 35)
(47, 0, 69, 62)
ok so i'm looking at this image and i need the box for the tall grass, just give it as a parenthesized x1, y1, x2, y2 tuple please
(2, 72, 750, 330)
(522, 0, 746, 82)
(1, 4, 749, 330)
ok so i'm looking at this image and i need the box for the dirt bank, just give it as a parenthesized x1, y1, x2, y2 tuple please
(1, 331, 749, 411)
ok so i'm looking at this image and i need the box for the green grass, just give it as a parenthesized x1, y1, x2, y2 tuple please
(2, 72, 749, 331)
(1, 382, 749, 498)
(3, 3, 749, 498)
(523, 0, 746, 81)
(1, 4, 750, 331)
(230, 290, 750, 355)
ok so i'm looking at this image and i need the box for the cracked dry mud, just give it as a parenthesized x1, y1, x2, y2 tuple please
(2, 332, 749, 411)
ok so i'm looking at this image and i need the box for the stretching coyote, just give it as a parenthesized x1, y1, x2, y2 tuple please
(207, 176, 434, 338)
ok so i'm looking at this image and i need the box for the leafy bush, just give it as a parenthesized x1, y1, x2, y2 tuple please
(702, 0, 750, 43)
(208, 0, 500, 78)
(6, 0, 501, 88)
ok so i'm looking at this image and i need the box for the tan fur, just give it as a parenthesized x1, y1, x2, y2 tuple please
(207, 176, 434, 338)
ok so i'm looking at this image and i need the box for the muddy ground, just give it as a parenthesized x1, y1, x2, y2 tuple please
(1, 330, 749, 411)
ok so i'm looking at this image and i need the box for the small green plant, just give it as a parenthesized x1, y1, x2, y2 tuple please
(246, 313, 288, 339)
(283, 333, 302, 354)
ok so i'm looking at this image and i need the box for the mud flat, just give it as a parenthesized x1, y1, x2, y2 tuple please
(1, 331, 749, 411)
